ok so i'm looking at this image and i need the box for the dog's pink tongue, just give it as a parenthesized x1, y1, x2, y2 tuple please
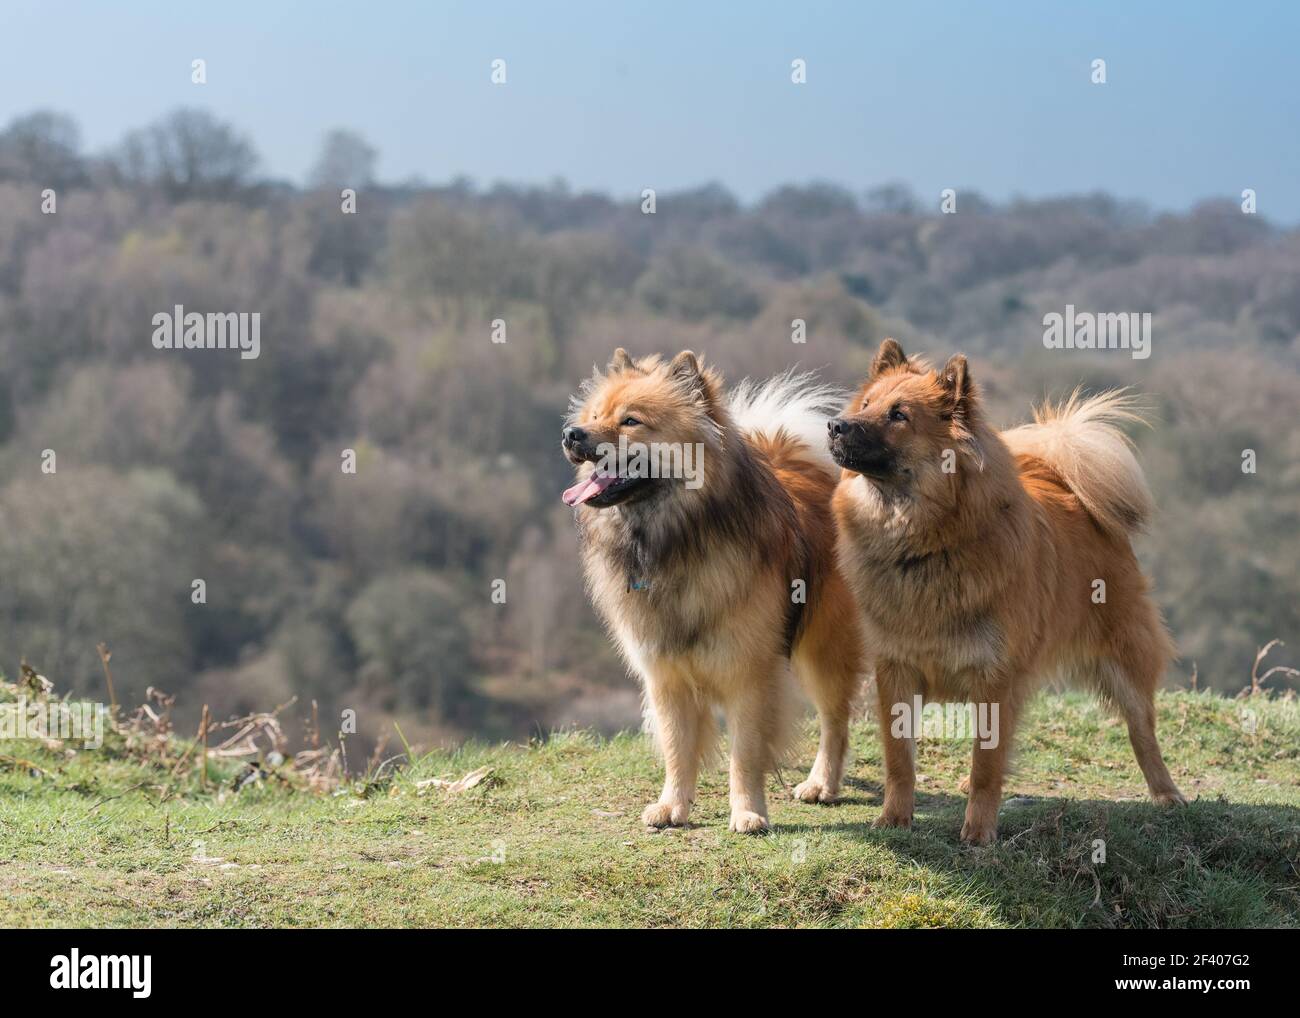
(562, 473, 618, 507)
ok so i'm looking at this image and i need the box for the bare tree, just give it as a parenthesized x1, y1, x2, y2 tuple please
(309, 129, 377, 189)
(112, 108, 259, 200)
(0, 110, 85, 188)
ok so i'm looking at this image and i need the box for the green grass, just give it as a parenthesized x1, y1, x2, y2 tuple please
(2, 690, 1298, 928)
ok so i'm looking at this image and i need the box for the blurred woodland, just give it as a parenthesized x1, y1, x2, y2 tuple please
(1, 108, 1296, 750)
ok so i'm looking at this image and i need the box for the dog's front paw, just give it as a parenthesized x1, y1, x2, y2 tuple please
(792, 778, 837, 804)
(959, 818, 998, 846)
(873, 807, 913, 830)
(1152, 788, 1189, 807)
(728, 809, 769, 834)
(641, 801, 690, 828)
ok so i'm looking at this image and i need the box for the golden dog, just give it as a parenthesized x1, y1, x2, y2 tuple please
(830, 339, 1186, 844)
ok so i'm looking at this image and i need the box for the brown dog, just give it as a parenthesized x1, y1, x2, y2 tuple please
(830, 339, 1186, 844)
(563, 349, 864, 832)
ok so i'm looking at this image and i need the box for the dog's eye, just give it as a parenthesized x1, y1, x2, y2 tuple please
(622, 416, 641, 427)
(860, 400, 869, 410)
(889, 406, 908, 423)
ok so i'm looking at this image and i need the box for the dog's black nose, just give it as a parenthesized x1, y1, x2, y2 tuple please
(563, 426, 587, 446)
(828, 418, 846, 438)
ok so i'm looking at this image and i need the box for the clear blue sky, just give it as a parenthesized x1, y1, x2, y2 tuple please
(3, 0, 1298, 218)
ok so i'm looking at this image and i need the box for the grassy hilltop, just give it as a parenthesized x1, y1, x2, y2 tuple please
(2, 686, 1298, 928)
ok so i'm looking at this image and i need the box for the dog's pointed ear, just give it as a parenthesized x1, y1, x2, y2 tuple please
(670, 351, 702, 382)
(941, 353, 982, 466)
(668, 349, 724, 410)
(940, 353, 973, 417)
(665, 353, 707, 395)
(608, 347, 634, 373)
(871, 338, 908, 378)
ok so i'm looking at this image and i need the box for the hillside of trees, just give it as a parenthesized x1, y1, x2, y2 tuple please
(2, 107, 1296, 750)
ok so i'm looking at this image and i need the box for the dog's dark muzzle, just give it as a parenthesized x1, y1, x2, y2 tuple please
(562, 425, 600, 464)
(827, 418, 896, 478)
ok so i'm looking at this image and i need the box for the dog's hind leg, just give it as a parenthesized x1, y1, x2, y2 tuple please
(790, 603, 862, 804)
(1078, 653, 1187, 806)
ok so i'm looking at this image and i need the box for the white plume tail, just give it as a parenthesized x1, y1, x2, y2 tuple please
(727, 370, 844, 478)
(1002, 388, 1154, 537)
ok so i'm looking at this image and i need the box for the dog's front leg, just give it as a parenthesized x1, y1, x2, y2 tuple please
(873, 659, 921, 829)
(641, 677, 703, 828)
(960, 682, 1019, 846)
(725, 672, 782, 834)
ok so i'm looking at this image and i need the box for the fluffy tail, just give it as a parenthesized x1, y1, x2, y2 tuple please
(1002, 388, 1155, 537)
(727, 370, 844, 478)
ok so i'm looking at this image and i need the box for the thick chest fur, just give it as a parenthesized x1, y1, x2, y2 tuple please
(845, 545, 1004, 685)
(580, 527, 775, 670)
(834, 485, 1016, 691)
